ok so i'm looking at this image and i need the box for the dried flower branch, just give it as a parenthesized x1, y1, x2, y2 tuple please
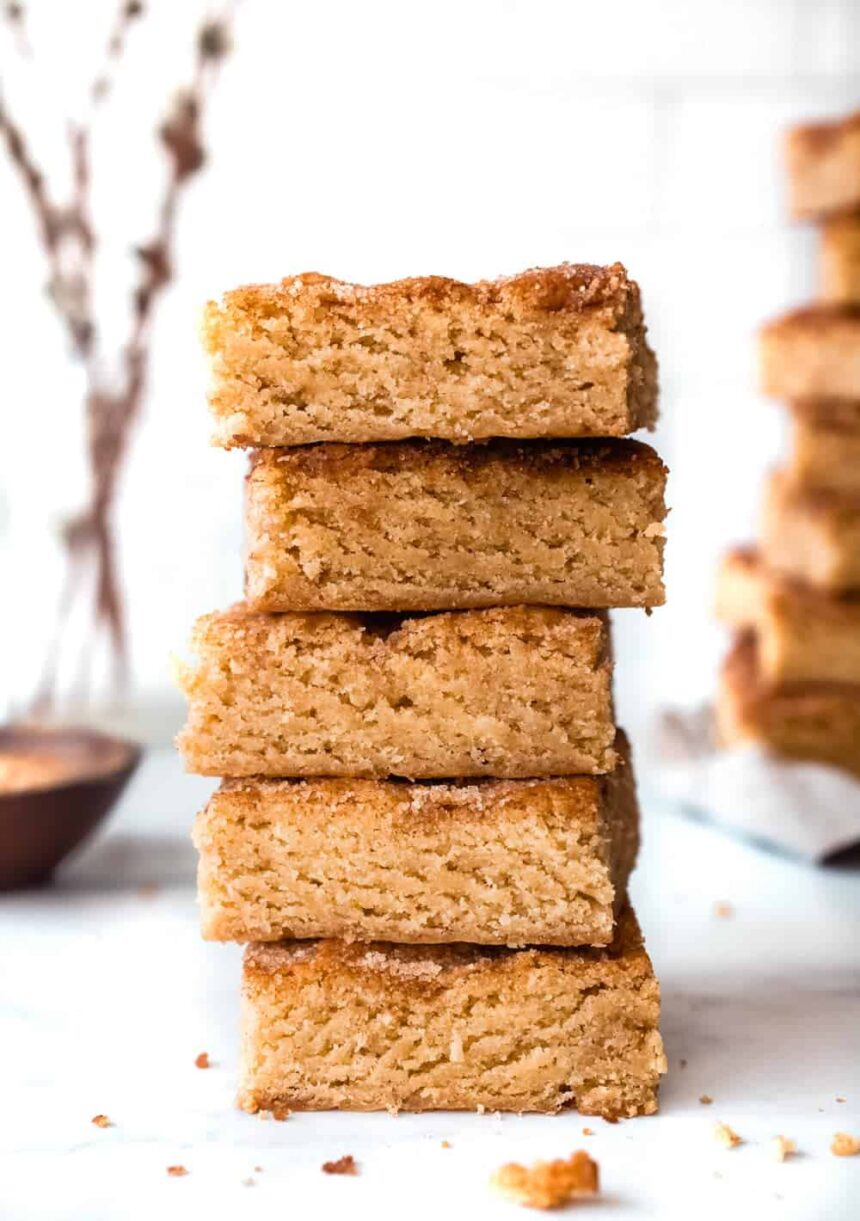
(1, 2, 237, 707)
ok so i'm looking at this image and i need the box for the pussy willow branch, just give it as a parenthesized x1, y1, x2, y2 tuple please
(0, 2, 236, 708)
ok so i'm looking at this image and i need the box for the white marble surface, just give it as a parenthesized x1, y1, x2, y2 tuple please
(1, 752, 858, 1221)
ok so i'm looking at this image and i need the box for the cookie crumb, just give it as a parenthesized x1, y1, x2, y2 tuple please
(773, 1136, 796, 1162)
(322, 1155, 357, 1175)
(699, 1095, 713, 1105)
(714, 1123, 742, 1148)
(271, 1104, 291, 1121)
(714, 901, 733, 918)
(582, 1127, 593, 1136)
(441, 1140, 452, 1149)
(194, 1052, 210, 1069)
(91, 1114, 112, 1128)
(166, 1165, 188, 1177)
(241, 1177, 256, 1187)
(138, 883, 158, 898)
(836, 1097, 846, 1104)
(491, 1150, 598, 1210)
(831, 1132, 860, 1157)
(680, 1058, 688, 1069)
(253, 1166, 263, 1173)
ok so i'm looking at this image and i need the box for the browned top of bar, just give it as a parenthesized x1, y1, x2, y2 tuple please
(247, 437, 667, 482)
(243, 904, 649, 988)
(788, 110, 860, 154)
(214, 263, 641, 325)
(216, 732, 630, 831)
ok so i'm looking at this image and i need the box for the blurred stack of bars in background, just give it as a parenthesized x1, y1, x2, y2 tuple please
(717, 109, 860, 777)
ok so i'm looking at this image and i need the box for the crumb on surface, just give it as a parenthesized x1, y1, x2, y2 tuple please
(91, 1114, 112, 1128)
(166, 1165, 188, 1177)
(680, 1058, 688, 1069)
(491, 1150, 598, 1210)
(714, 1123, 743, 1149)
(714, 901, 733, 918)
(241, 1177, 256, 1187)
(831, 1132, 860, 1157)
(582, 1127, 594, 1136)
(773, 1136, 797, 1162)
(699, 1095, 713, 1105)
(195, 1052, 211, 1069)
(441, 1140, 452, 1149)
(836, 1097, 847, 1103)
(322, 1155, 357, 1175)
(138, 883, 158, 898)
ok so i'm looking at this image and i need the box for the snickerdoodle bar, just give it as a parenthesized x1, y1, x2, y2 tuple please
(194, 733, 638, 947)
(237, 905, 666, 1118)
(761, 469, 860, 593)
(204, 264, 658, 447)
(177, 606, 614, 778)
(759, 307, 860, 403)
(716, 634, 860, 778)
(716, 547, 860, 685)
(785, 110, 860, 220)
(245, 439, 667, 612)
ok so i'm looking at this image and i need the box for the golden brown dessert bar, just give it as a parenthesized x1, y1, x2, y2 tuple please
(761, 469, 860, 593)
(716, 634, 860, 778)
(238, 905, 666, 1119)
(203, 264, 658, 447)
(759, 307, 860, 402)
(820, 213, 860, 305)
(716, 547, 860, 685)
(245, 439, 667, 612)
(194, 732, 638, 947)
(785, 110, 860, 220)
(176, 605, 614, 778)
(789, 407, 860, 496)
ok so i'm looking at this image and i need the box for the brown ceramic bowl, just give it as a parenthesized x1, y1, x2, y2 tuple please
(0, 724, 141, 890)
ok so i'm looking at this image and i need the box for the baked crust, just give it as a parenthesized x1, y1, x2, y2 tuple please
(176, 605, 615, 778)
(244, 439, 667, 612)
(194, 732, 638, 947)
(238, 904, 667, 1118)
(759, 307, 860, 402)
(785, 111, 860, 220)
(203, 263, 658, 446)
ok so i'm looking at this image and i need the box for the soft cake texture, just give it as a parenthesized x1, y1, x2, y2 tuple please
(203, 264, 658, 447)
(759, 307, 860, 402)
(716, 548, 860, 685)
(820, 214, 860, 305)
(244, 439, 666, 612)
(194, 733, 638, 947)
(176, 605, 615, 778)
(238, 905, 666, 1119)
(717, 635, 860, 778)
(761, 470, 860, 593)
(785, 110, 860, 219)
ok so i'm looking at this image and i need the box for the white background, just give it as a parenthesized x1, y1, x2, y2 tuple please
(0, 0, 858, 750)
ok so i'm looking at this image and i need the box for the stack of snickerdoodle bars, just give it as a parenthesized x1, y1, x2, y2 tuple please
(177, 263, 669, 1119)
(717, 111, 860, 778)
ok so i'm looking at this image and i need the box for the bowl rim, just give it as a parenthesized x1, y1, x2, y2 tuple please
(0, 723, 142, 800)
